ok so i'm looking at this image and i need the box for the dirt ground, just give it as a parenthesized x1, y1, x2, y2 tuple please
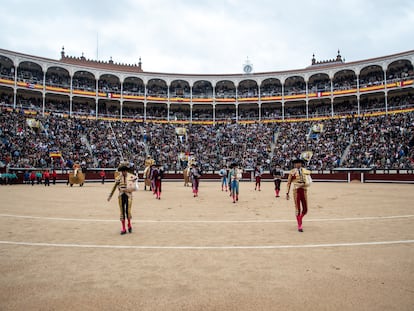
(0, 180, 413, 311)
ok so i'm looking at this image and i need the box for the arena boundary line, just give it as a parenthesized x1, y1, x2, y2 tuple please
(364, 180, 414, 184)
(0, 240, 413, 250)
(0, 214, 413, 223)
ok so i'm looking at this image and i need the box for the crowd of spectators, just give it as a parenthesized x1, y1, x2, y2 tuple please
(387, 65, 414, 81)
(359, 70, 385, 87)
(72, 76, 95, 91)
(1, 90, 413, 121)
(260, 84, 282, 97)
(3, 61, 412, 100)
(333, 73, 357, 90)
(215, 86, 236, 99)
(45, 73, 70, 88)
(238, 87, 258, 98)
(343, 113, 414, 169)
(123, 81, 145, 95)
(17, 68, 43, 85)
(98, 80, 120, 94)
(1, 105, 413, 173)
(0, 110, 94, 169)
(192, 82, 213, 98)
(271, 119, 352, 171)
(0, 66, 14, 79)
(285, 80, 306, 95)
(147, 85, 167, 97)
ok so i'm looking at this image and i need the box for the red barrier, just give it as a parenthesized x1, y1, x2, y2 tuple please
(4, 171, 414, 184)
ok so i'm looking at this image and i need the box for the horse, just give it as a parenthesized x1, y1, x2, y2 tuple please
(143, 166, 152, 191)
(68, 171, 85, 187)
(183, 167, 191, 187)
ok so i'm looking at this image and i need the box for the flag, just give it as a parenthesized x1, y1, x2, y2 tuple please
(26, 118, 40, 128)
(300, 151, 313, 163)
(26, 83, 35, 89)
(175, 127, 186, 135)
(312, 123, 324, 133)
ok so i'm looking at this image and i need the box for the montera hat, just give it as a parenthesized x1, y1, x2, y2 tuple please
(292, 158, 306, 165)
(118, 161, 130, 171)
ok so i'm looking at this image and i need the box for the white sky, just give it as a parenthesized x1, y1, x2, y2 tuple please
(1, 0, 413, 74)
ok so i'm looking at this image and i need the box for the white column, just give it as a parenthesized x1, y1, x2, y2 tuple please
(305, 81, 309, 119)
(356, 74, 360, 115)
(258, 84, 261, 122)
(258, 102, 261, 122)
(95, 78, 99, 119)
(384, 70, 388, 114)
(212, 84, 216, 123)
(69, 75, 73, 117)
(144, 83, 147, 122)
(42, 71, 46, 116)
(281, 83, 285, 120)
(213, 103, 216, 125)
(42, 93, 45, 117)
(235, 103, 238, 122)
(120, 80, 123, 121)
(190, 86, 193, 123)
(306, 100, 309, 120)
(120, 101, 123, 121)
(13, 64, 17, 109)
(167, 84, 170, 122)
(235, 84, 238, 100)
(13, 89, 17, 109)
(69, 96, 73, 117)
(330, 78, 334, 117)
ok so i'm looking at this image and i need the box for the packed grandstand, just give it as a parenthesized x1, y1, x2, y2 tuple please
(0, 48, 413, 173)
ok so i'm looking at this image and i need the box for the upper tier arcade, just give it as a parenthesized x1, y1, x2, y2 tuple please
(0, 48, 413, 122)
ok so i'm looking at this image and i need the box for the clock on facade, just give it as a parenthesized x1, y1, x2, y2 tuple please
(243, 64, 253, 73)
(243, 58, 253, 74)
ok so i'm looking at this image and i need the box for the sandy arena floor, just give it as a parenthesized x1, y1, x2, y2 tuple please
(0, 181, 413, 311)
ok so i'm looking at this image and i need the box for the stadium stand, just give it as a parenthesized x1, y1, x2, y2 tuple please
(0, 48, 413, 176)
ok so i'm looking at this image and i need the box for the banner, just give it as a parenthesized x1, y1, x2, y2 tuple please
(175, 127, 187, 136)
(312, 123, 324, 133)
(26, 118, 40, 128)
(301, 151, 313, 163)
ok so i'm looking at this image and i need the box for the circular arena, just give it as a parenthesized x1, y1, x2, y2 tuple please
(0, 48, 413, 311)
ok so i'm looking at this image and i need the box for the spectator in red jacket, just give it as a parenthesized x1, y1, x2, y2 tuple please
(43, 170, 50, 187)
(29, 171, 36, 186)
(52, 170, 57, 185)
(99, 169, 106, 184)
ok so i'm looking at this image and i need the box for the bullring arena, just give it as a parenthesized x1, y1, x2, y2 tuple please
(0, 46, 414, 311)
(0, 181, 413, 310)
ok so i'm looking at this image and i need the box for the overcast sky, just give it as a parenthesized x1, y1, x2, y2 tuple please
(1, 0, 413, 74)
